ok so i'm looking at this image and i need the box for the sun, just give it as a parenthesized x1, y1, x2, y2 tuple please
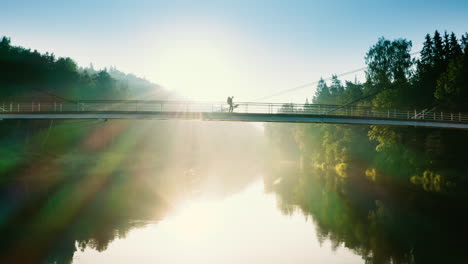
(149, 25, 247, 102)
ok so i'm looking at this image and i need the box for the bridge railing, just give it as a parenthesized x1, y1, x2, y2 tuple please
(1, 101, 468, 123)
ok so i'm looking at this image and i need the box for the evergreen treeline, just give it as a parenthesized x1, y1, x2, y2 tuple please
(266, 30, 468, 193)
(0, 37, 263, 263)
(0, 36, 166, 100)
(0, 36, 170, 176)
(265, 31, 468, 263)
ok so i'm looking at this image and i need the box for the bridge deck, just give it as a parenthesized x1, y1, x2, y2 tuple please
(1, 101, 468, 129)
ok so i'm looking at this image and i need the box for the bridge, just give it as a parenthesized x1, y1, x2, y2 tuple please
(1, 100, 468, 129)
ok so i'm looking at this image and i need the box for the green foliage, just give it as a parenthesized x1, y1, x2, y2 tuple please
(194, 27, 468, 259)
(365, 37, 413, 88)
(368, 126, 401, 152)
(266, 30, 468, 194)
(435, 55, 468, 109)
(313, 78, 332, 104)
(410, 170, 454, 192)
(0, 36, 170, 178)
(0, 36, 164, 100)
(266, 158, 468, 263)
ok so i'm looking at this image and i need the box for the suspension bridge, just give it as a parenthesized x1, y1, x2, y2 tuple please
(1, 100, 468, 129)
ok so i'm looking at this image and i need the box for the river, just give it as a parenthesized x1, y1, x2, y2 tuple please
(72, 180, 361, 264)
(1, 120, 468, 263)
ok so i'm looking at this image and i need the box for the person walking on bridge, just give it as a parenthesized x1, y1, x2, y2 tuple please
(227, 96, 235, 112)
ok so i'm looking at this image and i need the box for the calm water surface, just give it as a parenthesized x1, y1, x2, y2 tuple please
(2, 121, 468, 263)
(72, 180, 361, 264)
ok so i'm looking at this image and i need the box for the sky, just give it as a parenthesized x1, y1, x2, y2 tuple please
(2, 0, 468, 102)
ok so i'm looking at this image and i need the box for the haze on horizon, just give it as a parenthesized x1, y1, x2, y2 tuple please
(2, 0, 468, 103)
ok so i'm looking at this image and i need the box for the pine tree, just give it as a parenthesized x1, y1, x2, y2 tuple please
(443, 31, 451, 60)
(420, 34, 434, 68)
(414, 33, 438, 107)
(433, 30, 444, 64)
(313, 78, 331, 104)
(0, 36, 11, 51)
(331, 75, 344, 94)
(329, 75, 341, 95)
(450, 32, 462, 58)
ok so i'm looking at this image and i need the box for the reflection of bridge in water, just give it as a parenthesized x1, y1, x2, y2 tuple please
(1, 100, 468, 130)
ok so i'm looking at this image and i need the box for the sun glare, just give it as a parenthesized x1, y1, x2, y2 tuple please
(152, 25, 247, 102)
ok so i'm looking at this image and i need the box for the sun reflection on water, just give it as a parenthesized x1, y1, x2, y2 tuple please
(73, 180, 362, 264)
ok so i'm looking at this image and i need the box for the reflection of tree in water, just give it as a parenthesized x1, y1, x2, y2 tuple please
(265, 163, 468, 264)
(0, 167, 172, 264)
(0, 120, 262, 264)
(0, 38, 264, 263)
(1, 158, 260, 264)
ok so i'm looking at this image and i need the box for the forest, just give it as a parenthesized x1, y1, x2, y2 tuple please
(267, 30, 468, 193)
(2, 31, 468, 263)
(0, 36, 263, 263)
(0, 36, 168, 100)
(0, 35, 172, 177)
(264, 30, 468, 264)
